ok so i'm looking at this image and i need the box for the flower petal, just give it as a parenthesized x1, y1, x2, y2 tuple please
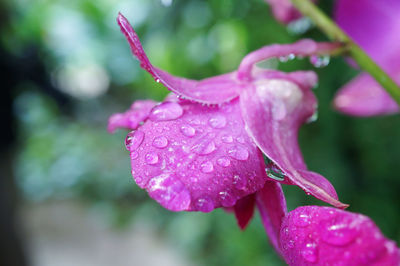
(256, 181, 287, 254)
(280, 206, 400, 265)
(240, 77, 347, 208)
(334, 73, 399, 116)
(108, 100, 158, 133)
(334, 0, 400, 116)
(265, 0, 303, 24)
(265, 0, 318, 24)
(117, 13, 240, 104)
(237, 40, 341, 81)
(233, 193, 256, 230)
(127, 98, 268, 212)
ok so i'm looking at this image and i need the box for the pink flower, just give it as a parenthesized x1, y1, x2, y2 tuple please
(108, 13, 347, 218)
(333, 0, 400, 116)
(257, 183, 400, 265)
(265, 0, 317, 24)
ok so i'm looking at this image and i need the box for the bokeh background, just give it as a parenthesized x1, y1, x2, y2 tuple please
(1, 0, 400, 265)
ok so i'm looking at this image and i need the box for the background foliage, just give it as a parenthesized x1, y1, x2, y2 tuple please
(2, 0, 400, 265)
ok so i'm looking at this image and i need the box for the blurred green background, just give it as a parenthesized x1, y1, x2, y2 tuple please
(1, 0, 399, 265)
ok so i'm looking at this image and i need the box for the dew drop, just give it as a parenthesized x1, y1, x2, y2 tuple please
(152, 136, 168, 148)
(233, 174, 247, 190)
(125, 130, 145, 151)
(217, 157, 231, 168)
(209, 115, 227, 129)
(265, 163, 286, 181)
(236, 136, 245, 143)
(218, 191, 236, 207)
(149, 102, 183, 121)
(306, 111, 318, 123)
(228, 146, 249, 161)
(147, 173, 191, 211)
(130, 151, 139, 160)
(221, 135, 234, 143)
(321, 221, 358, 246)
(180, 124, 196, 137)
(294, 213, 311, 227)
(310, 55, 330, 68)
(201, 161, 214, 173)
(195, 197, 214, 212)
(145, 152, 159, 165)
(192, 140, 216, 155)
(301, 242, 318, 263)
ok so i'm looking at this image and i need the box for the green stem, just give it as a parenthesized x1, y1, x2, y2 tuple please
(290, 0, 400, 107)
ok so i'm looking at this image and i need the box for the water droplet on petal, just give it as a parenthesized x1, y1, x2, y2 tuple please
(149, 102, 183, 121)
(153, 136, 168, 148)
(217, 157, 231, 167)
(192, 140, 216, 155)
(195, 197, 214, 212)
(265, 163, 286, 181)
(125, 130, 145, 151)
(294, 213, 311, 227)
(201, 161, 214, 173)
(209, 115, 227, 129)
(236, 136, 245, 143)
(310, 55, 330, 68)
(147, 173, 191, 211)
(130, 151, 139, 160)
(145, 152, 159, 165)
(321, 221, 358, 246)
(301, 242, 318, 263)
(228, 146, 249, 161)
(233, 174, 247, 190)
(180, 124, 196, 137)
(306, 111, 318, 123)
(221, 135, 233, 143)
(218, 191, 236, 207)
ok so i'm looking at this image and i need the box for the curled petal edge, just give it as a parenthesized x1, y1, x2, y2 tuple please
(117, 13, 240, 105)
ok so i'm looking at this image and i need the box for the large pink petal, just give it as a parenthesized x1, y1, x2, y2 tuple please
(126, 98, 268, 212)
(117, 13, 240, 104)
(256, 181, 287, 254)
(108, 100, 158, 133)
(280, 206, 400, 265)
(334, 0, 400, 116)
(240, 75, 347, 208)
(334, 73, 399, 116)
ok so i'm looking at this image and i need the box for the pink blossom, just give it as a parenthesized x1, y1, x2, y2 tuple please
(108, 13, 347, 215)
(333, 0, 400, 116)
(257, 184, 400, 265)
(265, 0, 317, 24)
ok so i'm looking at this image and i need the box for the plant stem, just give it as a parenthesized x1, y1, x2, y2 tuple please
(290, 0, 400, 107)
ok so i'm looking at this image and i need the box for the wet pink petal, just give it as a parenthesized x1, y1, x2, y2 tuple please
(238, 40, 341, 81)
(240, 74, 347, 208)
(233, 193, 256, 230)
(108, 100, 157, 133)
(334, 73, 399, 116)
(127, 98, 268, 212)
(256, 181, 287, 254)
(117, 13, 240, 105)
(265, 0, 317, 24)
(280, 206, 400, 265)
(334, 0, 400, 116)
